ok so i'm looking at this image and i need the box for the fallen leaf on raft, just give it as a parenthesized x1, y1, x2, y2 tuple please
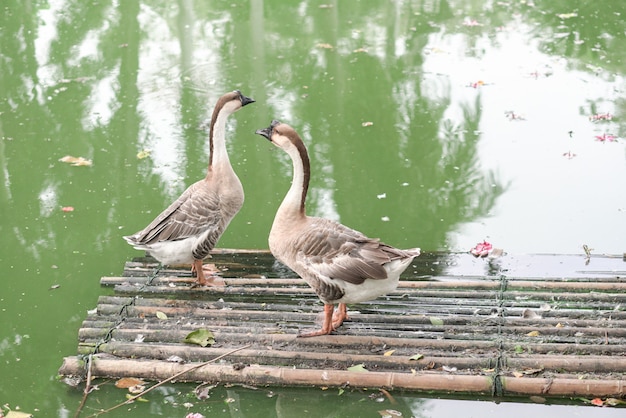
(59, 155, 92, 166)
(115, 377, 145, 388)
(429, 316, 444, 326)
(409, 354, 424, 361)
(183, 329, 215, 347)
(347, 363, 368, 372)
(526, 331, 540, 337)
(383, 350, 395, 356)
(156, 311, 168, 320)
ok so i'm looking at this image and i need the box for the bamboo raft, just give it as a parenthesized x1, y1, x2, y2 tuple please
(59, 249, 626, 401)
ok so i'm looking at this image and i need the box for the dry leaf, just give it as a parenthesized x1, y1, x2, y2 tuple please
(526, 330, 540, 337)
(59, 155, 93, 167)
(115, 377, 145, 388)
(512, 371, 524, 378)
(383, 350, 395, 357)
(378, 409, 402, 417)
(156, 311, 168, 320)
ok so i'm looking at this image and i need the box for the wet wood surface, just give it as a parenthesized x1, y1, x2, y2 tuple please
(59, 250, 626, 399)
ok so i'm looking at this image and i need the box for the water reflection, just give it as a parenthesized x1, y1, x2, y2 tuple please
(1, 0, 626, 415)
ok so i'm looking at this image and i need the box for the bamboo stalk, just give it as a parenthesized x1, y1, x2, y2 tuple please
(58, 356, 626, 398)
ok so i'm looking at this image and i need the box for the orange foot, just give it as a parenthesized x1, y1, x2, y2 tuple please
(192, 259, 225, 286)
(298, 304, 347, 338)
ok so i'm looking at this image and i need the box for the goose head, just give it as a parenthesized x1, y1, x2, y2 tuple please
(255, 120, 301, 150)
(217, 90, 255, 115)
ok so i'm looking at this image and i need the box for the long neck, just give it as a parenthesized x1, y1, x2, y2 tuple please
(208, 107, 232, 171)
(278, 141, 310, 219)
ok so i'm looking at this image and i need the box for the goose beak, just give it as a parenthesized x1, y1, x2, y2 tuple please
(235, 90, 255, 107)
(255, 125, 273, 140)
(256, 120, 282, 141)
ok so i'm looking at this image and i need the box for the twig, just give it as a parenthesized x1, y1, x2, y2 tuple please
(86, 344, 250, 417)
(74, 354, 93, 418)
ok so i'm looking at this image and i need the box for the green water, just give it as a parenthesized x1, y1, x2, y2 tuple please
(1, 0, 625, 416)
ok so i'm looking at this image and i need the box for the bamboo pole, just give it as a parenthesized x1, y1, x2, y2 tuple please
(78, 341, 626, 373)
(58, 356, 626, 398)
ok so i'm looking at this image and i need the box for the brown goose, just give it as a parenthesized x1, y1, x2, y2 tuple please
(255, 120, 420, 337)
(124, 90, 254, 286)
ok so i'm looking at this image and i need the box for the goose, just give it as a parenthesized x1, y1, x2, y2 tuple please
(255, 120, 420, 337)
(124, 90, 254, 286)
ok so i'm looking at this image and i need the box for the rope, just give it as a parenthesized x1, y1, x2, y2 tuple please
(490, 271, 508, 397)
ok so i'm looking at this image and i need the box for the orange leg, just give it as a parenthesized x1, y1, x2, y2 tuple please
(191, 259, 225, 286)
(332, 303, 349, 330)
(299, 304, 342, 338)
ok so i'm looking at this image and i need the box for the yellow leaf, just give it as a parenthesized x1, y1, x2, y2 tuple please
(59, 155, 93, 167)
(316, 43, 334, 49)
(115, 377, 145, 388)
(383, 350, 395, 356)
(512, 371, 524, 378)
(136, 149, 151, 159)
(526, 331, 540, 337)
(156, 311, 168, 320)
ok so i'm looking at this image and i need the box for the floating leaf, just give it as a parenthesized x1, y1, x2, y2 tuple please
(316, 43, 334, 49)
(409, 354, 424, 361)
(338, 388, 344, 396)
(6, 412, 34, 418)
(383, 349, 395, 357)
(347, 363, 368, 372)
(529, 396, 546, 404)
(115, 377, 145, 388)
(126, 393, 148, 402)
(59, 155, 93, 167)
(156, 311, 168, 320)
(361, 121, 374, 127)
(61, 206, 75, 212)
(590, 398, 604, 406)
(605, 398, 626, 406)
(136, 149, 151, 159)
(378, 409, 402, 417)
(429, 316, 444, 326)
(183, 329, 215, 347)
(526, 330, 540, 337)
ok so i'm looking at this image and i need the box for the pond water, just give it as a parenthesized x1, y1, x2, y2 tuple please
(1, 0, 625, 416)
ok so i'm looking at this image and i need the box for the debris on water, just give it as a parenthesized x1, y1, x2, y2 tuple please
(595, 133, 617, 142)
(58, 155, 92, 167)
(470, 241, 492, 257)
(589, 112, 612, 122)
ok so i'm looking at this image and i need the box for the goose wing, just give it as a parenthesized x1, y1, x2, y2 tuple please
(293, 218, 397, 285)
(126, 181, 222, 245)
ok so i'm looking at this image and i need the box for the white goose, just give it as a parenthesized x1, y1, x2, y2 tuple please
(256, 120, 420, 337)
(124, 90, 254, 286)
